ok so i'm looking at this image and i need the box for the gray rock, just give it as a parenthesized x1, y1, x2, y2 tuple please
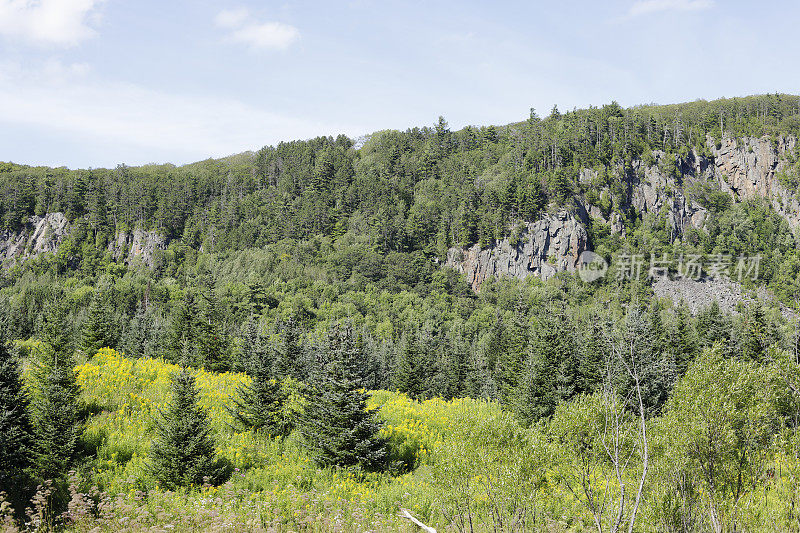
(0, 212, 70, 264)
(445, 209, 589, 291)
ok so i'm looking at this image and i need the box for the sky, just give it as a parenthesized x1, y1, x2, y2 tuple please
(0, 0, 797, 169)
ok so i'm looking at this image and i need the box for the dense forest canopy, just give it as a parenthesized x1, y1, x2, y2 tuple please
(3, 94, 800, 531)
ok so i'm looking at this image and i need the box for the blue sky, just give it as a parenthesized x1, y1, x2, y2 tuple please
(0, 0, 797, 169)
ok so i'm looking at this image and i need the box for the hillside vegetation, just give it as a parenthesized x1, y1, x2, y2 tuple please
(3, 94, 800, 531)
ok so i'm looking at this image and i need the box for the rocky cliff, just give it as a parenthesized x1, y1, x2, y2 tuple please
(108, 228, 169, 267)
(446, 134, 798, 290)
(712, 135, 799, 226)
(0, 213, 70, 265)
(0, 213, 169, 268)
(446, 209, 589, 291)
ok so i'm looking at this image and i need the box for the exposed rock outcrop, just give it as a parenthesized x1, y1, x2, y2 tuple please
(712, 135, 800, 226)
(0, 213, 69, 264)
(0, 213, 168, 269)
(109, 228, 168, 267)
(446, 209, 589, 291)
(652, 276, 796, 319)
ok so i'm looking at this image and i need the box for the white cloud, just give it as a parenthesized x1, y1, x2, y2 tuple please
(627, 0, 713, 17)
(0, 61, 349, 164)
(215, 7, 299, 50)
(0, 0, 103, 46)
(214, 7, 249, 29)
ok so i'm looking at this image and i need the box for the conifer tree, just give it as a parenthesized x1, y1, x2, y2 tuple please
(299, 323, 386, 471)
(196, 282, 230, 372)
(0, 335, 33, 493)
(121, 303, 158, 359)
(696, 301, 731, 349)
(30, 300, 82, 480)
(394, 328, 428, 400)
(230, 321, 289, 437)
(81, 276, 116, 355)
(274, 315, 304, 379)
(149, 369, 229, 489)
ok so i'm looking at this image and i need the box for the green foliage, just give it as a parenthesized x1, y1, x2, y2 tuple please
(149, 368, 230, 489)
(230, 320, 291, 437)
(299, 323, 387, 471)
(0, 335, 32, 494)
(28, 343, 81, 480)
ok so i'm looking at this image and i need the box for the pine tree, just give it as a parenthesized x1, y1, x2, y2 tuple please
(299, 323, 386, 471)
(394, 329, 427, 400)
(0, 336, 33, 493)
(30, 300, 81, 480)
(230, 323, 289, 437)
(274, 316, 304, 379)
(81, 276, 116, 355)
(149, 369, 229, 489)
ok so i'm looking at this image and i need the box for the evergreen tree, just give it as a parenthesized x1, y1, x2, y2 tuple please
(196, 283, 230, 372)
(299, 323, 387, 471)
(515, 303, 578, 422)
(497, 296, 529, 401)
(169, 290, 198, 366)
(81, 276, 116, 355)
(0, 336, 33, 493)
(121, 303, 158, 359)
(394, 328, 428, 400)
(274, 316, 304, 379)
(230, 323, 289, 437)
(149, 369, 230, 489)
(669, 301, 697, 377)
(696, 301, 731, 350)
(30, 299, 81, 480)
(741, 303, 769, 362)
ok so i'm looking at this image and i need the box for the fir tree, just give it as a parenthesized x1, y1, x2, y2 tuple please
(394, 329, 427, 400)
(696, 301, 731, 349)
(299, 323, 387, 471)
(230, 323, 289, 437)
(81, 276, 116, 355)
(149, 369, 230, 489)
(0, 336, 33, 493)
(196, 282, 230, 372)
(121, 303, 158, 359)
(30, 300, 81, 480)
(274, 316, 304, 379)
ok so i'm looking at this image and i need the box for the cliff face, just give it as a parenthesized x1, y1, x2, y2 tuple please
(108, 229, 169, 267)
(446, 134, 799, 290)
(0, 213, 168, 268)
(445, 210, 589, 291)
(0, 213, 70, 264)
(712, 135, 799, 226)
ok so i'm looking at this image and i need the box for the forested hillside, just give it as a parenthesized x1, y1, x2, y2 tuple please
(3, 94, 800, 531)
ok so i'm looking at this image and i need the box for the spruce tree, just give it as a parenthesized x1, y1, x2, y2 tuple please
(230, 323, 289, 437)
(274, 316, 304, 379)
(30, 300, 81, 480)
(150, 369, 229, 489)
(394, 329, 427, 400)
(196, 284, 230, 372)
(81, 276, 116, 355)
(299, 323, 386, 471)
(0, 336, 33, 493)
